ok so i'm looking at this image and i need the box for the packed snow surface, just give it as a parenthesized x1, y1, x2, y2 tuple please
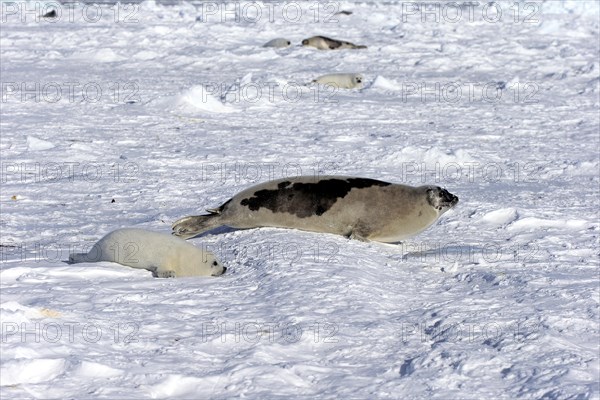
(1, 1, 599, 398)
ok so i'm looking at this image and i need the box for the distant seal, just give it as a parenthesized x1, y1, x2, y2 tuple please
(263, 38, 291, 48)
(69, 228, 225, 278)
(301, 36, 367, 50)
(172, 176, 458, 243)
(313, 73, 363, 89)
(42, 9, 57, 18)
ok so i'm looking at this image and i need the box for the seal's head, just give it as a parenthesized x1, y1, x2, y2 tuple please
(301, 39, 309, 46)
(210, 259, 227, 276)
(426, 186, 459, 214)
(354, 74, 363, 85)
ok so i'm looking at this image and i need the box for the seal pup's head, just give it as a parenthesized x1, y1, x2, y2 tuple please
(209, 259, 227, 276)
(426, 186, 459, 214)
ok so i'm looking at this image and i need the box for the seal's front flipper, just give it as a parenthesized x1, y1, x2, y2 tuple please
(171, 214, 222, 240)
(68, 252, 88, 264)
(348, 231, 369, 242)
(156, 270, 176, 278)
(347, 220, 371, 242)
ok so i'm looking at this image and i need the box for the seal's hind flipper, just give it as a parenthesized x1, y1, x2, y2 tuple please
(207, 199, 231, 215)
(68, 252, 88, 264)
(172, 214, 222, 240)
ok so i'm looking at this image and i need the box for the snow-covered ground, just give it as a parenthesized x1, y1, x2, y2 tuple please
(1, 0, 599, 398)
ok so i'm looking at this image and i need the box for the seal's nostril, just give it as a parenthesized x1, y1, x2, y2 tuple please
(222, 266, 227, 274)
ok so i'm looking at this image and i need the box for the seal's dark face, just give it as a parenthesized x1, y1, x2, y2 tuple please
(302, 39, 309, 46)
(426, 187, 459, 213)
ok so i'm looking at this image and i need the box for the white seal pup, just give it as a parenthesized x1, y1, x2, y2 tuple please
(263, 38, 291, 48)
(312, 73, 363, 89)
(172, 176, 458, 243)
(69, 228, 225, 278)
(301, 36, 367, 50)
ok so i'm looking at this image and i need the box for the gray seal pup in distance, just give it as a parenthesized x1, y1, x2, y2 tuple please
(68, 228, 226, 278)
(301, 36, 367, 50)
(172, 176, 458, 243)
(313, 73, 363, 89)
(263, 38, 291, 48)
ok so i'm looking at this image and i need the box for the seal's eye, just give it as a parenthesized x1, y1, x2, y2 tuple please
(212, 261, 218, 266)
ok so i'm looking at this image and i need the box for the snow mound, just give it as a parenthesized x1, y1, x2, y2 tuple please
(0, 358, 66, 385)
(157, 85, 236, 114)
(0, 300, 62, 321)
(26, 136, 55, 151)
(392, 146, 478, 165)
(70, 48, 126, 63)
(76, 361, 123, 378)
(370, 75, 402, 91)
(147, 374, 220, 398)
(133, 50, 159, 60)
(479, 208, 520, 227)
(508, 217, 592, 232)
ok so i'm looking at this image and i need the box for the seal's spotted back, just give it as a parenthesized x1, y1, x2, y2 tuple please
(239, 178, 390, 218)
